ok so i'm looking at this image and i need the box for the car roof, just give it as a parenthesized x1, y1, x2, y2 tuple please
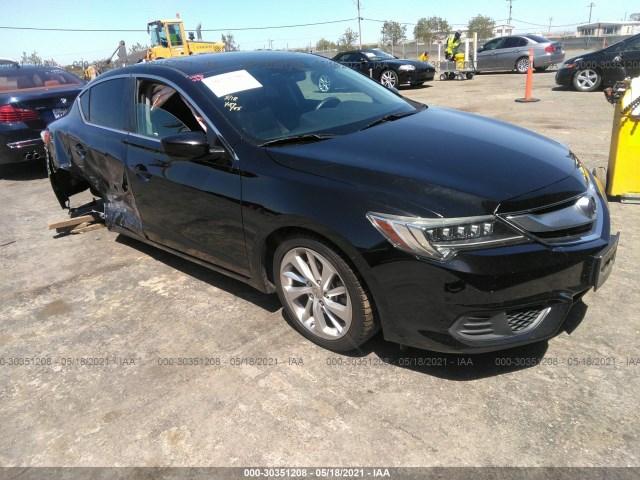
(99, 51, 329, 80)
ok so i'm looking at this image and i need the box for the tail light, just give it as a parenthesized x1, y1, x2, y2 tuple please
(544, 45, 555, 54)
(0, 104, 39, 123)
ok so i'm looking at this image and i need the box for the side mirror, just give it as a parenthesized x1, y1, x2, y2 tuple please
(161, 131, 209, 158)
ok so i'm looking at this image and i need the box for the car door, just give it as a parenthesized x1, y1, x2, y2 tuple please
(477, 38, 505, 71)
(494, 36, 528, 70)
(71, 76, 144, 236)
(621, 35, 640, 79)
(125, 77, 248, 276)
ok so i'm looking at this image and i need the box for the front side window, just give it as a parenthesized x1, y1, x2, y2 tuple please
(167, 24, 183, 47)
(87, 78, 126, 130)
(135, 80, 205, 138)
(483, 38, 504, 51)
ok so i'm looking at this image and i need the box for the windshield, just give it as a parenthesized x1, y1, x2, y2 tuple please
(197, 56, 415, 144)
(363, 50, 395, 61)
(148, 23, 167, 47)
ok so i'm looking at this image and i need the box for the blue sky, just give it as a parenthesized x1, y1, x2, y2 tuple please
(1, 0, 638, 64)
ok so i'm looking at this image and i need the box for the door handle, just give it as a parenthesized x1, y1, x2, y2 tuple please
(74, 144, 86, 158)
(133, 164, 152, 181)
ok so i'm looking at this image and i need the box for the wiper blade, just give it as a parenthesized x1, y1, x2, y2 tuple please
(260, 134, 335, 147)
(361, 109, 421, 131)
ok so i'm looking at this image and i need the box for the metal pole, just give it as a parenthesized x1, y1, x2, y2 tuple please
(588, 3, 595, 23)
(356, 0, 363, 49)
(507, 0, 514, 26)
(548, 17, 553, 35)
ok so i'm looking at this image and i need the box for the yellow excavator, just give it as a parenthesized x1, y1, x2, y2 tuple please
(146, 16, 225, 61)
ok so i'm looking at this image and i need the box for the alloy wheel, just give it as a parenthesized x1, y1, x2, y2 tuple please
(279, 247, 352, 340)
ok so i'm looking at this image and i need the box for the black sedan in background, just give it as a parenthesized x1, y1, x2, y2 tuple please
(0, 62, 84, 164)
(556, 33, 640, 91)
(45, 52, 617, 353)
(315, 49, 435, 91)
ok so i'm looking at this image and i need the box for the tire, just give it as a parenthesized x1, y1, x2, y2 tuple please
(573, 68, 602, 92)
(515, 57, 530, 73)
(466, 72, 474, 80)
(379, 69, 399, 88)
(317, 73, 332, 93)
(439, 73, 448, 81)
(273, 236, 376, 352)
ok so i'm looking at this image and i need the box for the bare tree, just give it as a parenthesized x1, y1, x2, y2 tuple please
(221, 33, 239, 51)
(337, 28, 359, 50)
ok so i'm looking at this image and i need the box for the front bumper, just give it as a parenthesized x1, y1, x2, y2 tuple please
(555, 67, 574, 87)
(399, 69, 436, 85)
(366, 229, 617, 353)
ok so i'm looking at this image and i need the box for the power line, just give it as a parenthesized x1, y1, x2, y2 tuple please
(0, 18, 357, 33)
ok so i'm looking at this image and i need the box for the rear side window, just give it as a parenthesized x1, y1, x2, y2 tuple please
(78, 91, 90, 118)
(524, 34, 549, 43)
(87, 78, 126, 130)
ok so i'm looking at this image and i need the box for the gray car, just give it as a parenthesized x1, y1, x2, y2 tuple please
(476, 34, 565, 73)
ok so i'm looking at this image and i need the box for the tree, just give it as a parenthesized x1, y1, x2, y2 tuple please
(467, 15, 495, 40)
(629, 13, 640, 21)
(221, 33, 239, 51)
(381, 21, 407, 46)
(316, 38, 336, 51)
(128, 42, 149, 55)
(21, 50, 43, 66)
(413, 16, 451, 45)
(337, 28, 358, 50)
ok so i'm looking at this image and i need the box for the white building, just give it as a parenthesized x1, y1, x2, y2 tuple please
(577, 21, 640, 36)
(493, 24, 515, 37)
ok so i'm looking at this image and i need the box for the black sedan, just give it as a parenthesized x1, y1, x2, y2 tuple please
(0, 62, 84, 164)
(314, 49, 435, 91)
(556, 33, 640, 92)
(45, 52, 617, 353)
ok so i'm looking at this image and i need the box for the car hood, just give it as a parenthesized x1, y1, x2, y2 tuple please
(267, 107, 581, 217)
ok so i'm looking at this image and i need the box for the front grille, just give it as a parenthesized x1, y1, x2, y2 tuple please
(503, 189, 601, 246)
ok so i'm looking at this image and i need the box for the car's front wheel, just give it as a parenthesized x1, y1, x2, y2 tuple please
(515, 57, 530, 73)
(317, 73, 332, 93)
(573, 68, 602, 92)
(380, 69, 399, 88)
(273, 236, 376, 351)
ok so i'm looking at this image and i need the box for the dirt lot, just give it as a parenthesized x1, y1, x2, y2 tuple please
(1, 67, 639, 469)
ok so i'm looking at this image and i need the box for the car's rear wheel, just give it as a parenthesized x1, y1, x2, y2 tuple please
(317, 73, 332, 93)
(515, 57, 530, 73)
(380, 69, 399, 88)
(573, 68, 602, 92)
(273, 236, 376, 351)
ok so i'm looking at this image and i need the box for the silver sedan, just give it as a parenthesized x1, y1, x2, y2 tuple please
(476, 34, 565, 73)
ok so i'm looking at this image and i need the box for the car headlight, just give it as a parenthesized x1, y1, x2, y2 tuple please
(367, 212, 527, 261)
(398, 65, 416, 71)
(562, 57, 582, 69)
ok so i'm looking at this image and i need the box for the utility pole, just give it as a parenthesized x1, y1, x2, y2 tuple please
(588, 3, 595, 23)
(548, 17, 553, 35)
(355, 0, 363, 49)
(506, 0, 514, 26)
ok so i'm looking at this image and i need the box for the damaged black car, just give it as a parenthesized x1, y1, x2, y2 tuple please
(45, 52, 618, 353)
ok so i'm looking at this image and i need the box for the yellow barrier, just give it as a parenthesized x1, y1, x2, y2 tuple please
(606, 77, 640, 202)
